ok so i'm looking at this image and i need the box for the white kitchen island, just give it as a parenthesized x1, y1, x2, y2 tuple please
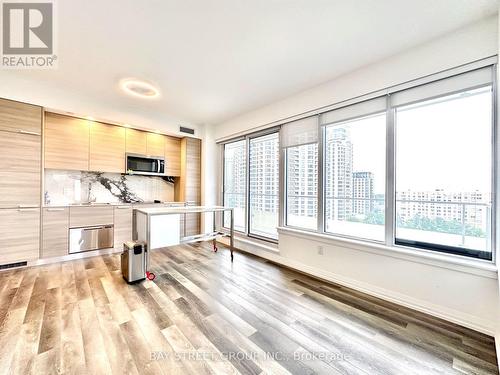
(133, 206, 234, 277)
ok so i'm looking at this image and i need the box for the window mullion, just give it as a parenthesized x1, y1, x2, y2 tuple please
(492, 63, 498, 264)
(279, 129, 285, 228)
(385, 95, 396, 247)
(318, 116, 324, 233)
(245, 137, 250, 235)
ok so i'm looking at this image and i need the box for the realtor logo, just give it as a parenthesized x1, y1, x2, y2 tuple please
(1, 1, 57, 68)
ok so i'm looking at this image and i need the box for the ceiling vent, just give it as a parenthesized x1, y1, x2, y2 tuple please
(179, 126, 195, 135)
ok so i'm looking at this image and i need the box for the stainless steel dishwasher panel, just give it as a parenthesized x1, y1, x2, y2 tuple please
(69, 225, 114, 254)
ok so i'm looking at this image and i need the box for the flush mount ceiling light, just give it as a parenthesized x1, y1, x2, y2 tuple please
(120, 78, 160, 99)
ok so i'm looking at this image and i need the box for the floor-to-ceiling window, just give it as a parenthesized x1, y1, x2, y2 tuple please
(222, 131, 280, 240)
(221, 62, 495, 260)
(223, 140, 246, 231)
(249, 132, 280, 239)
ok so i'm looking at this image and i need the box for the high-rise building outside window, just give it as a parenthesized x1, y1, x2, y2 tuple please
(249, 132, 280, 238)
(222, 64, 495, 260)
(286, 143, 318, 230)
(223, 140, 246, 231)
(324, 112, 386, 241)
(282, 115, 319, 230)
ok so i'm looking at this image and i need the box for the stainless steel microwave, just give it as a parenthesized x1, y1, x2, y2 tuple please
(126, 153, 165, 176)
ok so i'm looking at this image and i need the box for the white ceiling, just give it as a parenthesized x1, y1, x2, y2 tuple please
(0, 0, 497, 131)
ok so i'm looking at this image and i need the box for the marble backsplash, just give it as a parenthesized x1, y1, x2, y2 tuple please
(44, 170, 175, 205)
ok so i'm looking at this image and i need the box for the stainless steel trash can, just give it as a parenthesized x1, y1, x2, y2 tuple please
(121, 241, 147, 283)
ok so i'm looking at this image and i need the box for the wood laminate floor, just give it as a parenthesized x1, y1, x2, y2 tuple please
(0, 243, 497, 375)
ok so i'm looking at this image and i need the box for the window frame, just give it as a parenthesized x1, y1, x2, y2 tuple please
(248, 131, 280, 240)
(283, 141, 320, 232)
(221, 127, 280, 243)
(222, 138, 247, 234)
(391, 83, 495, 260)
(219, 60, 497, 263)
(320, 110, 388, 244)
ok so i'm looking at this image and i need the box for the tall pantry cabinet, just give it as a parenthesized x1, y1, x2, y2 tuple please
(0, 98, 42, 266)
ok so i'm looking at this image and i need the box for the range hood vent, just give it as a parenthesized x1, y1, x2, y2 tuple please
(179, 126, 195, 135)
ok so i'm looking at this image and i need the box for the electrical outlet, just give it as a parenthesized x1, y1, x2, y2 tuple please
(317, 246, 324, 255)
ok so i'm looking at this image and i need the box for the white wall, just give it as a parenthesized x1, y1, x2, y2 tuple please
(212, 16, 500, 334)
(215, 16, 498, 140)
(200, 125, 219, 233)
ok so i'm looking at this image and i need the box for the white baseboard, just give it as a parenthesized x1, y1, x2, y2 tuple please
(229, 237, 496, 336)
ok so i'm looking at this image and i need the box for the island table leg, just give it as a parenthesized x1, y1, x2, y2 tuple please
(230, 208, 234, 262)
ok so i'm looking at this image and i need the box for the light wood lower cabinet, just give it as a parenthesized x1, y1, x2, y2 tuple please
(0, 208, 40, 264)
(180, 213, 200, 237)
(114, 206, 133, 249)
(0, 131, 41, 208)
(42, 207, 69, 258)
(69, 206, 114, 227)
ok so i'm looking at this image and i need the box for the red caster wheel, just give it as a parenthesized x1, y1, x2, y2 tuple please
(213, 244, 218, 252)
(146, 271, 156, 281)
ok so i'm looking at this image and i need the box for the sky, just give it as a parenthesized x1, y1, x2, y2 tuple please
(329, 87, 492, 195)
(396, 87, 492, 192)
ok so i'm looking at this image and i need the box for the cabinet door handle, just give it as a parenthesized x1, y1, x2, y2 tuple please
(116, 206, 131, 209)
(47, 208, 65, 211)
(18, 204, 39, 208)
(18, 130, 41, 136)
(18, 208, 38, 212)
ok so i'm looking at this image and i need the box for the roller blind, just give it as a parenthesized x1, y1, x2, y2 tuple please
(320, 96, 387, 126)
(391, 66, 493, 108)
(281, 115, 318, 148)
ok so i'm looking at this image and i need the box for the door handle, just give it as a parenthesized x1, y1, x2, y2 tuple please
(82, 225, 110, 231)
(18, 130, 41, 136)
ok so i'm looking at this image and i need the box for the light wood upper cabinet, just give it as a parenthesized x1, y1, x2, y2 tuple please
(0, 208, 40, 264)
(164, 136, 181, 176)
(146, 133, 165, 157)
(126, 128, 147, 155)
(0, 131, 41, 208)
(42, 207, 69, 258)
(90, 122, 126, 173)
(45, 113, 90, 171)
(0, 98, 41, 134)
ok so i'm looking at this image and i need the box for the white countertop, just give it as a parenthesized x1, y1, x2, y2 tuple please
(43, 201, 183, 208)
(135, 205, 231, 215)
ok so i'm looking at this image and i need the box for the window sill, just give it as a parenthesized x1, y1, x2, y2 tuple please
(277, 226, 498, 279)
